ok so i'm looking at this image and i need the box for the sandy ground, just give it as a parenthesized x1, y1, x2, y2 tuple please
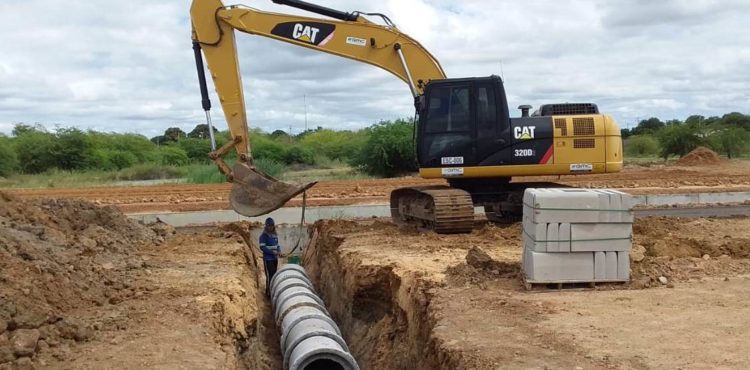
(303, 216, 750, 369)
(1, 193, 279, 370)
(5, 161, 750, 214)
(3, 190, 749, 369)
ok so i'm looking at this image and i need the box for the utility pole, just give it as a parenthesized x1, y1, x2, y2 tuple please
(304, 94, 308, 132)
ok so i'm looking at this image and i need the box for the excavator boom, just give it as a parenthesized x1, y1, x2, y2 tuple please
(190, 0, 446, 216)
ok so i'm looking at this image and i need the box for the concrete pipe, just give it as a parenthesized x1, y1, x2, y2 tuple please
(270, 269, 314, 297)
(275, 292, 328, 324)
(270, 264, 359, 370)
(270, 264, 308, 287)
(282, 316, 351, 369)
(273, 287, 326, 321)
(280, 306, 341, 351)
(271, 276, 315, 304)
(287, 336, 360, 370)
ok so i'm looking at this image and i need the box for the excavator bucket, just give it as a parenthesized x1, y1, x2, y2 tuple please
(229, 162, 316, 217)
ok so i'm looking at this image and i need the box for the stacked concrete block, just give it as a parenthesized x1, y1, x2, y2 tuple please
(521, 188, 633, 284)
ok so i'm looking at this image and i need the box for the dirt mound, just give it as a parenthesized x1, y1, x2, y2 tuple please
(675, 146, 722, 166)
(629, 216, 750, 287)
(0, 192, 165, 365)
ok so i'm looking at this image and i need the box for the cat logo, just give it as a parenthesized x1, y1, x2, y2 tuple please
(271, 22, 336, 47)
(292, 24, 320, 43)
(514, 126, 536, 140)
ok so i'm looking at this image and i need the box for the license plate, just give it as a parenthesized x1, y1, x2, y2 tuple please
(441, 156, 464, 165)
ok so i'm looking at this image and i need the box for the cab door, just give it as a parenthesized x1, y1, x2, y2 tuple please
(474, 81, 512, 166)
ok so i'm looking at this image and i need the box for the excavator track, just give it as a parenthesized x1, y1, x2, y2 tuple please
(390, 185, 474, 234)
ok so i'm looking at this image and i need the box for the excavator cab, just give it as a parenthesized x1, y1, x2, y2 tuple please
(417, 75, 512, 168)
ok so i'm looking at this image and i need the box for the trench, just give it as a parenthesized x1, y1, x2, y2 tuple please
(229, 221, 454, 370)
(298, 222, 457, 370)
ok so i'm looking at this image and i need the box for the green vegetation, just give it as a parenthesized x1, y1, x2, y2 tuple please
(350, 119, 417, 177)
(622, 112, 750, 159)
(1, 112, 748, 188)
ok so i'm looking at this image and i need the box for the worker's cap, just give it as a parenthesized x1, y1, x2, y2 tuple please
(265, 217, 275, 226)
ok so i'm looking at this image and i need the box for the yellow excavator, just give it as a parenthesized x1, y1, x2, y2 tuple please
(190, 0, 623, 233)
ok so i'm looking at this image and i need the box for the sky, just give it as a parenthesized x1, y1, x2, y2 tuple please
(0, 0, 749, 138)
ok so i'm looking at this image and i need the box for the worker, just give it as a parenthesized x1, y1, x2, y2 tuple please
(259, 217, 281, 297)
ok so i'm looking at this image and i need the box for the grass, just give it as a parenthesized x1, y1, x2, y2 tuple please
(0, 164, 192, 189)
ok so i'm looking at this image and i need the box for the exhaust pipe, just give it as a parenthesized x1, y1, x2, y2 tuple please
(270, 264, 359, 370)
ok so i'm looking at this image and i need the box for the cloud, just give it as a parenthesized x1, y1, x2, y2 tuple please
(0, 0, 748, 138)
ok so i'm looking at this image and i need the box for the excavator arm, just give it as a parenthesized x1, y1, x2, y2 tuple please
(190, 0, 446, 217)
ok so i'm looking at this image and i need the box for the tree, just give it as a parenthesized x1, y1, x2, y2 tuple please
(632, 117, 665, 135)
(720, 112, 750, 131)
(12, 125, 55, 173)
(188, 124, 218, 139)
(351, 119, 417, 177)
(657, 123, 703, 160)
(620, 128, 632, 139)
(710, 126, 750, 159)
(270, 129, 290, 139)
(52, 127, 95, 170)
(163, 127, 186, 142)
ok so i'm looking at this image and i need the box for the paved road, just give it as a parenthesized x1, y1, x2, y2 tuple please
(635, 205, 750, 218)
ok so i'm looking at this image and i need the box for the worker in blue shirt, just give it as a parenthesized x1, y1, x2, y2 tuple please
(259, 217, 281, 297)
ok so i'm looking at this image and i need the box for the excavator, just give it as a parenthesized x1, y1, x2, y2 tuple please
(190, 0, 623, 234)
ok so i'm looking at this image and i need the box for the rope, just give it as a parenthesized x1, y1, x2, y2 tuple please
(287, 191, 307, 256)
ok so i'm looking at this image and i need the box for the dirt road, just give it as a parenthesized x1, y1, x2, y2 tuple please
(5, 161, 750, 214)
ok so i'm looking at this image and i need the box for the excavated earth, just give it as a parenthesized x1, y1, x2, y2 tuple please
(0, 193, 279, 370)
(302, 218, 750, 370)
(2, 192, 749, 369)
(6, 161, 750, 213)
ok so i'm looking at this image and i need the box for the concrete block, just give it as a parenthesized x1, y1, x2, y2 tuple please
(570, 239, 632, 252)
(523, 249, 595, 282)
(523, 214, 548, 241)
(523, 232, 547, 253)
(617, 251, 630, 280)
(524, 188, 634, 224)
(594, 251, 606, 280)
(571, 223, 632, 240)
(546, 223, 559, 252)
(605, 251, 618, 280)
(559, 223, 571, 252)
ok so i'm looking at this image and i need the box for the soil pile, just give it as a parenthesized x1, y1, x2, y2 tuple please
(675, 146, 722, 166)
(0, 192, 164, 365)
(630, 216, 750, 286)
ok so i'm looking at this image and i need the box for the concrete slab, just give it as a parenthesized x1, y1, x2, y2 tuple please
(605, 251, 618, 280)
(523, 249, 595, 282)
(617, 251, 630, 280)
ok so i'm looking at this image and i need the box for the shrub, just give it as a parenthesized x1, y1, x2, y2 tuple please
(178, 138, 213, 163)
(657, 124, 704, 159)
(283, 146, 316, 165)
(709, 126, 750, 158)
(0, 137, 18, 177)
(351, 119, 417, 177)
(624, 135, 659, 157)
(254, 157, 286, 178)
(250, 135, 287, 163)
(13, 129, 55, 173)
(186, 164, 227, 184)
(158, 146, 190, 166)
